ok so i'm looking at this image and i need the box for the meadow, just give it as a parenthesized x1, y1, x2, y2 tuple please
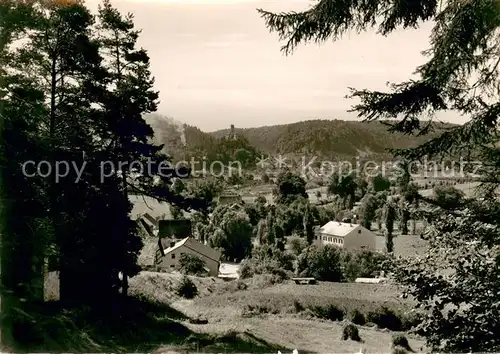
(128, 272, 426, 353)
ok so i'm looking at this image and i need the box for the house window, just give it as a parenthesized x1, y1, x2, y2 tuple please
(171, 253, 175, 259)
(323, 236, 327, 241)
(170, 264, 175, 268)
(180, 252, 184, 256)
(358, 230, 361, 234)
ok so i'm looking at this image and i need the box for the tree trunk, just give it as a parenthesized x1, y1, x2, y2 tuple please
(348, 193, 355, 210)
(401, 212, 409, 235)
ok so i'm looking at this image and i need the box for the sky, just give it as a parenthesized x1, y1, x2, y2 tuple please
(86, 0, 465, 131)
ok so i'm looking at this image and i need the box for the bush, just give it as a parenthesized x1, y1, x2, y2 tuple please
(401, 311, 424, 332)
(392, 334, 413, 352)
(293, 300, 305, 313)
(392, 346, 408, 354)
(366, 307, 402, 331)
(349, 309, 366, 325)
(296, 245, 344, 282)
(341, 250, 390, 281)
(242, 303, 280, 317)
(238, 245, 293, 281)
(175, 276, 198, 299)
(179, 254, 206, 276)
(310, 304, 344, 321)
(288, 236, 308, 256)
(341, 323, 362, 342)
(234, 279, 248, 291)
(238, 260, 254, 279)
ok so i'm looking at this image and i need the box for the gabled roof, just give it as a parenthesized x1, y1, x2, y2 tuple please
(319, 221, 362, 237)
(138, 219, 157, 237)
(160, 237, 221, 263)
(161, 237, 189, 254)
(142, 213, 157, 226)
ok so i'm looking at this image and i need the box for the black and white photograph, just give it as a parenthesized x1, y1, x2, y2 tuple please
(0, 0, 498, 352)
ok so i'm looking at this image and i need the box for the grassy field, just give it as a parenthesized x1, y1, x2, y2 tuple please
(149, 277, 425, 353)
(44, 264, 426, 353)
(418, 182, 480, 198)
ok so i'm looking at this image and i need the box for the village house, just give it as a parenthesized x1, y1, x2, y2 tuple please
(155, 237, 222, 276)
(313, 221, 377, 251)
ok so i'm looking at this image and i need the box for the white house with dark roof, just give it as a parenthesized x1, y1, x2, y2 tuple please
(314, 221, 377, 251)
(155, 237, 222, 276)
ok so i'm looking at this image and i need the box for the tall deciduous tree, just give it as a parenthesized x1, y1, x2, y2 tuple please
(273, 170, 308, 204)
(328, 173, 357, 209)
(359, 192, 378, 230)
(384, 201, 396, 253)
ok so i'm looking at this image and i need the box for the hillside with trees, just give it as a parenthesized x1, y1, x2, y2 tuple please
(211, 120, 456, 159)
(147, 114, 260, 166)
(149, 115, 458, 162)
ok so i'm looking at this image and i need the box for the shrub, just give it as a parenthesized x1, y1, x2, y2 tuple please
(400, 311, 424, 331)
(310, 304, 344, 321)
(296, 245, 344, 282)
(235, 279, 248, 291)
(179, 253, 206, 276)
(288, 236, 308, 256)
(341, 323, 362, 342)
(239, 245, 293, 282)
(392, 334, 413, 352)
(238, 260, 254, 279)
(392, 346, 408, 354)
(342, 250, 390, 281)
(242, 303, 279, 317)
(366, 307, 402, 331)
(349, 309, 366, 325)
(175, 276, 198, 299)
(293, 300, 304, 313)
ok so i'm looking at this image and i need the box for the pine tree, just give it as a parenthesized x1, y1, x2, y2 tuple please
(95, 0, 159, 297)
(5, 0, 104, 306)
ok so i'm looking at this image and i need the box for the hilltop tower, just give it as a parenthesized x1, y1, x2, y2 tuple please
(230, 124, 236, 140)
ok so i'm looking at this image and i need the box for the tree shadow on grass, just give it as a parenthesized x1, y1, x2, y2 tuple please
(9, 296, 291, 353)
(174, 330, 296, 354)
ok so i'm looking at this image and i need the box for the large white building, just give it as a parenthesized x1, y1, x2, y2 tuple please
(313, 221, 377, 251)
